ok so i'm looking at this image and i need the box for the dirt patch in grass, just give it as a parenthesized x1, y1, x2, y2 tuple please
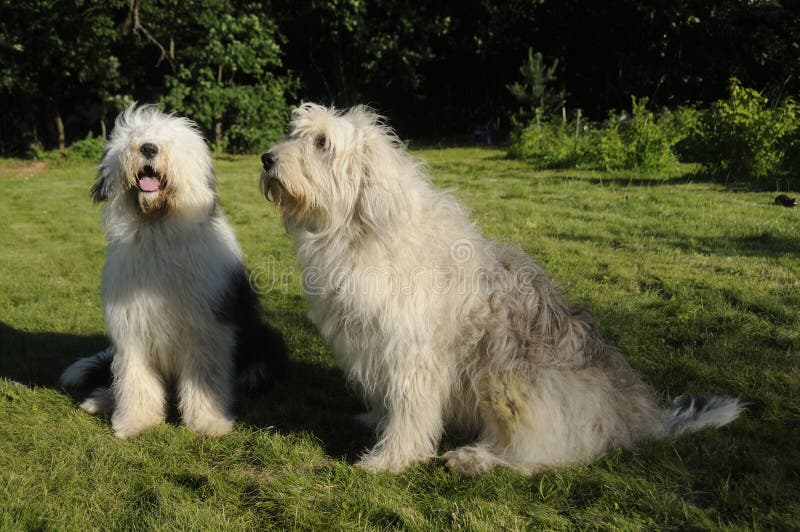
(0, 161, 48, 175)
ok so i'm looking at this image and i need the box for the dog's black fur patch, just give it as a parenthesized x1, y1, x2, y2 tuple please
(774, 194, 797, 207)
(72, 348, 114, 390)
(215, 267, 289, 393)
(63, 269, 288, 395)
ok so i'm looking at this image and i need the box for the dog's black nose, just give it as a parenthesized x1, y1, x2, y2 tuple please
(261, 152, 276, 171)
(140, 143, 159, 159)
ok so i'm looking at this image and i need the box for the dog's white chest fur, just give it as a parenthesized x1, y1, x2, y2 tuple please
(102, 217, 242, 371)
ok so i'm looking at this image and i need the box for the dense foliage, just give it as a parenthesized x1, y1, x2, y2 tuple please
(1, 0, 799, 157)
(509, 97, 678, 172)
(510, 80, 800, 185)
(694, 79, 800, 180)
(157, 3, 293, 153)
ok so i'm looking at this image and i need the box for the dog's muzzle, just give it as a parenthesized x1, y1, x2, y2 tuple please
(263, 175, 281, 203)
(261, 152, 276, 172)
(140, 142, 159, 159)
(261, 152, 281, 203)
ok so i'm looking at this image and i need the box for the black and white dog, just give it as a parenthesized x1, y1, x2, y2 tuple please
(60, 105, 287, 438)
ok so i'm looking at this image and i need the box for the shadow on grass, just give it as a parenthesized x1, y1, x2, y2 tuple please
(482, 155, 800, 191)
(0, 320, 372, 461)
(0, 321, 107, 387)
(671, 233, 800, 257)
(556, 230, 799, 258)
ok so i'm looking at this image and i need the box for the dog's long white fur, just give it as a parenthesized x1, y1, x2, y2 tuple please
(263, 103, 745, 474)
(63, 105, 246, 438)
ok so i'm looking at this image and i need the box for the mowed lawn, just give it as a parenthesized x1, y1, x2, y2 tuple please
(1, 148, 798, 529)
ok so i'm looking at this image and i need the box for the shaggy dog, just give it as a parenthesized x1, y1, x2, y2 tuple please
(60, 105, 287, 438)
(260, 103, 744, 475)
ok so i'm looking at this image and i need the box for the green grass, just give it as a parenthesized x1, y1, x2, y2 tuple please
(1, 148, 798, 529)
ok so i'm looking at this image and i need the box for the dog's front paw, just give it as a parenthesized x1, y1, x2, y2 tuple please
(111, 413, 161, 439)
(356, 450, 423, 473)
(79, 387, 114, 415)
(186, 415, 234, 437)
(442, 446, 498, 477)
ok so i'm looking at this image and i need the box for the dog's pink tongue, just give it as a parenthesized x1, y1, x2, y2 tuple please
(139, 177, 159, 192)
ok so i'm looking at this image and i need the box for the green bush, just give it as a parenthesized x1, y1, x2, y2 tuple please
(220, 83, 291, 154)
(659, 105, 705, 162)
(159, 10, 294, 154)
(696, 79, 799, 179)
(781, 125, 800, 176)
(507, 119, 581, 169)
(66, 133, 106, 160)
(33, 133, 106, 163)
(509, 97, 677, 172)
(162, 75, 292, 155)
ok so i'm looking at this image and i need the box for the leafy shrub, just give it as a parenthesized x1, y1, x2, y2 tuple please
(659, 105, 705, 162)
(507, 119, 581, 169)
(66, 134, 106, 160)
(219, 82, 291, 154)
(584, 97, 676, 171)
(781, 125, 800, 176)
(695, 79, 799, 179)
(509, 97, 677, 172)
(163, 75, 292, 155)
(33, 133, 106, 163)
(160, 10, 294, 154)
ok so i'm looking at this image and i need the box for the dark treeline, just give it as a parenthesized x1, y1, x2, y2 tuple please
(1, 0, 798, 154)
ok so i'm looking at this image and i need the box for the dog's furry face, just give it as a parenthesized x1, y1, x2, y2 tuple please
(93, 105, 215, 218)
(261, 103, 414, 232)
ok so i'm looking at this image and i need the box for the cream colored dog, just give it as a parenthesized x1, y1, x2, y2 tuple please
(261, 103, 743, 474)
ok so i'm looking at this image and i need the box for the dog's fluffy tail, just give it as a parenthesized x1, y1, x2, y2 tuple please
(665, 394, 746, 437)
(235, 322, 288, 393)
(59, 347, 114, 390)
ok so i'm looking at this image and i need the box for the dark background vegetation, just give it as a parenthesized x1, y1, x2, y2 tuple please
(1, 0, 799, 154)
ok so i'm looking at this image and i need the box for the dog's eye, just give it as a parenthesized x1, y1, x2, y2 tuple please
(314, 135, 327, 150)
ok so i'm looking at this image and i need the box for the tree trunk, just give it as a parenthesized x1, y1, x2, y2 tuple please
(100, 102, 107, 139)
(215, 64, 224, 152)
(55, 112, 66, 152)
(29, 124, 43, 153)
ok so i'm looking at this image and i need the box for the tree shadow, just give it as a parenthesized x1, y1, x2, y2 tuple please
(0, 320, 372, 461)
(669, 233, 800, 258)
(475, 159, 799, 192)
(555, 230, 799, 258)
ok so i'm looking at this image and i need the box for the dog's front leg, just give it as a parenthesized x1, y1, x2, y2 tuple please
(177, 335, 235, 437)
(356, 364, 446, 473)
(110, 346, 167, 439)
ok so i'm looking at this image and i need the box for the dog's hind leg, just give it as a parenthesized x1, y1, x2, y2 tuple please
(177, 332, 235, 437)
(110, 346, 167, 439)
(442, 373, 524, 476)
(445, 369, 641, 475)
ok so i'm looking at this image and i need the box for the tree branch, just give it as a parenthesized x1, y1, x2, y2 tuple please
(120, 0, 175, 72)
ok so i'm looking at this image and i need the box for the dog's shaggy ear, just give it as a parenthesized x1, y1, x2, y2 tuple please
(90, 105, 134, 204)
(355, 153, 407, 231)
(350, 107, 413, 231)
(91, 148, 112, 203)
